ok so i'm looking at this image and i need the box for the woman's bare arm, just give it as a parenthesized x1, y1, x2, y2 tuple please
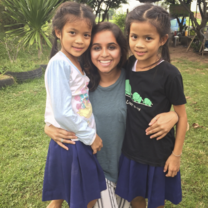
(145, 111, 179, 140)
(44, 125, 103, 153)
(44, 125, 77, 150)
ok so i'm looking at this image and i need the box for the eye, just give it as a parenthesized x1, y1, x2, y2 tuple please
(69, 31, 75, 35)
(84, 34, 91, 38)
(108, 45, 116, 50)
(92, 46, 101, 51)
(146, 37, 152, 41)
(131, 34, 137, 40)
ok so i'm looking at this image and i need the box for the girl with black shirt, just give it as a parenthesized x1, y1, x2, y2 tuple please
(115, 4, 187, 208)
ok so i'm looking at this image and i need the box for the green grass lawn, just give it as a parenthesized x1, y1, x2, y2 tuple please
(1, 57, 208, 208)
(0, 30, 208, 207)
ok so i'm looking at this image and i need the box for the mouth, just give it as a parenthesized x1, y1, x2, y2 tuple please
(99, 60, 112, 66)
(73, 46, 84, 52)
(135, 51, 147, 56)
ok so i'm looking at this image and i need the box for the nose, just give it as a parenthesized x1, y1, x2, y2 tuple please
(100, 48, 109, 57)
(75, 35, 84, 44)
(135, 39, 145, 48)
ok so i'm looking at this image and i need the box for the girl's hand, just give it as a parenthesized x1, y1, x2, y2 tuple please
(146, 111, 178, 140)
(91, 134, 103, 154)
(44, 124, 77, 150)
(164, 154, 180, 177)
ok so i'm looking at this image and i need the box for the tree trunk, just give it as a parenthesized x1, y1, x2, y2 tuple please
(178, 0, 208, 41)
(95, 1, 102, 23)
(176, 16, 185, 32)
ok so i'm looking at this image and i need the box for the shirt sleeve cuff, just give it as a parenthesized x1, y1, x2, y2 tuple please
(46, 122, 51, 126)
(89, 133, 96, 145)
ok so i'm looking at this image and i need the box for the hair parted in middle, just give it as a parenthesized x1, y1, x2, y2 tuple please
(83, 22, 128, 91)
(125, 4, 171, 63)
(50, 1, 95, 58)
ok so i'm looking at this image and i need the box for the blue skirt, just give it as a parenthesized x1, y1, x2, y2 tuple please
(115, 154, 182, 208)
(42, 139, 106, 208)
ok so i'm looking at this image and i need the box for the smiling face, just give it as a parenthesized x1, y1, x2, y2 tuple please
(55, 17, 92, 61)
(129, 21, 168, 68)
(90, 30, 121, 74)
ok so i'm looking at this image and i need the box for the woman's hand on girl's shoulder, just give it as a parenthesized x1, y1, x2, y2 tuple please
(145, 111, 178, 140)
(44, 124, 77, 150)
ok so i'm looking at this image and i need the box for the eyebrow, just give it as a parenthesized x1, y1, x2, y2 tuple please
(92, 42, 117, 46)
(130, 32, 155, 36)
(68, 28, 91, 33)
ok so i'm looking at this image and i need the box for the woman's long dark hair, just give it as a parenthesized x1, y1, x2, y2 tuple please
(50, 2, 95, 58)
(125, 4, 171, 63)
(83, 22, 128, 91)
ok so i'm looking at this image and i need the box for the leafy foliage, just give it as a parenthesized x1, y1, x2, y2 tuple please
(0, 0, 16, 30)
(157, 0, 208, 41)
(113, 12, 126, 32)
(0, 35, 22, 63)
(78, 0, 127, 22)
(191, 40, 202, 52)
(1, 0, 61, 55)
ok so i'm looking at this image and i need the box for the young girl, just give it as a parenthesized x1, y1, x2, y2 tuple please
(115, 4, 187, 208)
(42, 2, 106, 208)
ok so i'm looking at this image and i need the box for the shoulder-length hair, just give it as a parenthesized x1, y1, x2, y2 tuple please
(83, 22, 128, 91)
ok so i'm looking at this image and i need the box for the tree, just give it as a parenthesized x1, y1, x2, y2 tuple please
(2, 0, 62, 57)
(165, 0, 208, 40)
(101, 0, 128, 22)
(164, 1, 188, 32)
(138, 0, 208, 40)
(177, 0, 208, 40)
(77, 0, 127, 22)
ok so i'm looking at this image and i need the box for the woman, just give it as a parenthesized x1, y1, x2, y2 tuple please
(44, 22, 178, 208)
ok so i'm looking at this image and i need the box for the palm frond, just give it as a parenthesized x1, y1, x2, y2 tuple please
(2, 0, 62, 55)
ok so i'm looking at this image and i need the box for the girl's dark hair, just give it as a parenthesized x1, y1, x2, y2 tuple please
(125, 4, 171, 62)
(50, 2, 95, 58)
(83, 22, 128, 91)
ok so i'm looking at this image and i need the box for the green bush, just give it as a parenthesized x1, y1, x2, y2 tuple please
(191, 40, 202, 53)
(1, 59, 39, 72)
(1, 0, 61, 56)
(113, 12, 126, 32)
(0, 1, 16, 30)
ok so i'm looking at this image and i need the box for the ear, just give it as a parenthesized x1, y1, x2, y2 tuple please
(160, 34, 169, 46)
(55, 28, 61, 40)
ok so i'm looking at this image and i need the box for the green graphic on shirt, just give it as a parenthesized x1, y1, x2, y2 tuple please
(125, 79, 153, 107)
(132, 92, 142, 103)
(143, 98, 153, 107)
(125, 80, 131, 96)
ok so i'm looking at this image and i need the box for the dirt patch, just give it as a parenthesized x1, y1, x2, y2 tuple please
(170, 45, 208, 63)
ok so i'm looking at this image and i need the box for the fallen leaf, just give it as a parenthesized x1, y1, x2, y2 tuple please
(186, 96, 190, 99)
(192, 123, 200, 128)
(192, 123, 204, 129)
